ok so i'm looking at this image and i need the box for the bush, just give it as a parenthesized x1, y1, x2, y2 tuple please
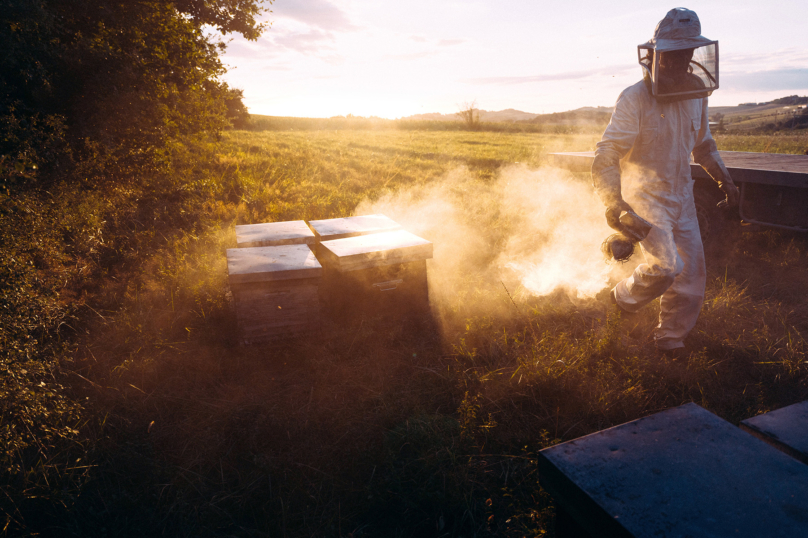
(0, 0, 269, 190)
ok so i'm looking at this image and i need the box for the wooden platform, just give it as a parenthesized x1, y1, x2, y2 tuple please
(550, 150, 808, 188)
(235, 220, 315, 248)
(538, 402, 808, 538)
(740, 400, 808, 465)
(307, 214, 402, 241)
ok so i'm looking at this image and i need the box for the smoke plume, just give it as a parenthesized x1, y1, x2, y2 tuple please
(356, 165, 634, 314)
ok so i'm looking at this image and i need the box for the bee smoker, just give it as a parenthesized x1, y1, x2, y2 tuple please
(602, 210, 653, 263)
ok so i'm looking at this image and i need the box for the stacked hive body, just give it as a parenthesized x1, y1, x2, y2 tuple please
(228, 221, 321, 343)
(309, 216, 433, 318)
(227, 215, 433, 341)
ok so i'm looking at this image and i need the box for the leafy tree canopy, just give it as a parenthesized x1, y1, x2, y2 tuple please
(0, 0, 271, 189)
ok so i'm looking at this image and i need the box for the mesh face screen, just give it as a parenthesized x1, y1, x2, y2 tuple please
(639, 42, 718, 100)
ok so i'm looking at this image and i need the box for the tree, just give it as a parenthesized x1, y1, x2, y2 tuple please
(456, 100, 480, 130)
(225, 88, 253, 129)
(0, 0, 272, 189)
(711, 112, 725, 132)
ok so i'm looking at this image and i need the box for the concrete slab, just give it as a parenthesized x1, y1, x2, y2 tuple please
(538, 402, 808, 538)
(741, 400, 808, 465)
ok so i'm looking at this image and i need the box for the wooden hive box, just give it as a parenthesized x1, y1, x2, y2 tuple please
(317, 230, 433, 318)
(226, 244, 322, 343)
(307, 214, 402, 242)
(235, 220, 315, 248)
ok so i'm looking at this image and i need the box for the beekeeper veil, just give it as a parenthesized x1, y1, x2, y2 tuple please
(638, 8, 718, 102)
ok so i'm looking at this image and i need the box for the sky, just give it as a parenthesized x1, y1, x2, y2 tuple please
(219, 0, 808, 119)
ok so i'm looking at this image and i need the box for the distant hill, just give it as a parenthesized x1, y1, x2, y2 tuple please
(710, 95, 808, 132)
(402, 108, 539, 122)
(401, 106, 614, 125)
(526, 107, 613, 126)
(400, 94, 807, 132)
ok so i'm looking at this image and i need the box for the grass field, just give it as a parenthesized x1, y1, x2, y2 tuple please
(3, 126, 808, 537)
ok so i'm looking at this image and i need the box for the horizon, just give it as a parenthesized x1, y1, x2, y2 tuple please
(221, 0, 808, 120)
(247, 96, 807, 121)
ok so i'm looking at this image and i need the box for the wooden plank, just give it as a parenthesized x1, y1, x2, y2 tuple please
(235, 298, 318, 313)
(308, 214, 402, 241)
(232, 283, 319, 306)
(237, 311, 319, 326)
(550, 151, 808, 188)
(241, 323, 318, 335)
(318, 230, 433, 272)
(719, 151, 808, 174)
(740, 400, 808, 465)
(236, 220, 315, 247)
(239, 314, 319, 329)
(234, 297, 319, 314)
(227, 245, 322, 284)
(241, 322, 320, 344)
(538, 402, 808, 538)
(235, 303, 319, 320)
(237, 308, 320, 334)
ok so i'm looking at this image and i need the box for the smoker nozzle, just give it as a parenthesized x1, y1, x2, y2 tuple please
(619, 210, 653, 242)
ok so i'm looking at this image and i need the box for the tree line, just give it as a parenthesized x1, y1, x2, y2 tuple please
(1, 0, 269, 192)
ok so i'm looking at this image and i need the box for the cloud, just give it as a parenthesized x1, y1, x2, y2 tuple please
(722, 48, 808, 70)
(272, 28, 336, 54)
(382, 51, 434, 61)
(438, 39, 466, 47)
(463, 64, 635, 85)
(273, 0, 358, 32)
(722, 68, 808, 92)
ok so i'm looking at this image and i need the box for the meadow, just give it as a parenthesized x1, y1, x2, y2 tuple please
(2, 125, 808, 537)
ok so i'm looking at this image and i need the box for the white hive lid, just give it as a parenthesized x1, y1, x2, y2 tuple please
(227, 244, 322, 283)
(307, 214, 402, 241)
(318, 230, 433, 271)
(235, 220, 315, 247)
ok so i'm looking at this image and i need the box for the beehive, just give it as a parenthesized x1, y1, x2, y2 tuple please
(226, 244, 322, 343)
(235, 220, 315, 248)
(317, 230, 433, 318)
(307, 214, 402, 242)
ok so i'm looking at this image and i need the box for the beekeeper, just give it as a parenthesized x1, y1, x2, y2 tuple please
(592, 7, 739, 352)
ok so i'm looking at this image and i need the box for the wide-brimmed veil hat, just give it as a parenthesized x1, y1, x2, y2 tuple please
(638, 7, 719, 101)
(639, 7, 715, 52)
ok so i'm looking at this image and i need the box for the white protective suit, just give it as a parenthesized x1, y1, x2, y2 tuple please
(593, 8, 735, 350)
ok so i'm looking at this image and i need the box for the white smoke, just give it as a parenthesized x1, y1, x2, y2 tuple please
(356, 165, 635, 310)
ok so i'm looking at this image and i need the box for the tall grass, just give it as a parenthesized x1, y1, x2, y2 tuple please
(2, 128, 807, 536)
(716, 132, 808, 154)
(249, 115, 607, 135)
